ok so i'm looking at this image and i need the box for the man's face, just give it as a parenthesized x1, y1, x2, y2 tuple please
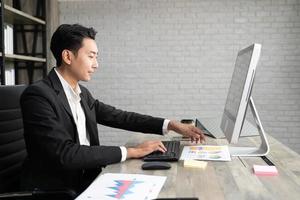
(69, 38, 99, 82)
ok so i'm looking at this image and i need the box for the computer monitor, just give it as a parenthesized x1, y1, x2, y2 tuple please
(220, 43, 269, 156)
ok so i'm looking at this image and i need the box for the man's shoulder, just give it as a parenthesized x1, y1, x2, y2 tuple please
(79, 84, 92, 97)
(78, 84, 97, 106)
(22, 78, 53, 98)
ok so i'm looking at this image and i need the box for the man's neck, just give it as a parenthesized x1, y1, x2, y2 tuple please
(56, 66, 78, 90)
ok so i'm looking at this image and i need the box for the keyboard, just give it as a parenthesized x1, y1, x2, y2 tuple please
(143, 141, 180, 162)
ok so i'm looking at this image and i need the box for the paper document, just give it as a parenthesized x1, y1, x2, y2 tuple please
(76, 173, 166, 200)
(180, 145, 231, 161)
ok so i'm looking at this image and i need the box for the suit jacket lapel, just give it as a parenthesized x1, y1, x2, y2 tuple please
(48, 68, 99, 146)
(48, 68, 73, 118)
(80, 95, 99, 146)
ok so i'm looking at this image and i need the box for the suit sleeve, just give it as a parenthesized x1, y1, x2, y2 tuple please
(21, 85, 122, 170)
(83, 88, 165, 134)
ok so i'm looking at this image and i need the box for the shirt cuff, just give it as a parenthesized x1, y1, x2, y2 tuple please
(162, 119, 170, 135)
(120, 146, 127, 162)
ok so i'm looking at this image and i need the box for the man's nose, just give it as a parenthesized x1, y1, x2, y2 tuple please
(93, 60, 99, 69)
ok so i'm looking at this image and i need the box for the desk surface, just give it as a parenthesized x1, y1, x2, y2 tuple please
(102, 133, 300, 200)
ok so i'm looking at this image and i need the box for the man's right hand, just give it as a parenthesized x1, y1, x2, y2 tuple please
(126, 140, 167, 159)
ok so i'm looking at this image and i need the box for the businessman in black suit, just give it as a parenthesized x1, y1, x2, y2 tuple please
(20, 24, 205, 193)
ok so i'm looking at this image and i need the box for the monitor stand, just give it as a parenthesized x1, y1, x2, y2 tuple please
(229, 96, 270, 157)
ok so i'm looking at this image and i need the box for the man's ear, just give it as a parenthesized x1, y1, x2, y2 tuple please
(61, 50, 72, 65)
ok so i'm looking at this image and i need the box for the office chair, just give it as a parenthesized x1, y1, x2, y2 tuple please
(0, 85, 76, 200)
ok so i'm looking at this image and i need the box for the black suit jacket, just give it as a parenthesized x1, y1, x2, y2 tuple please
(20, 68, 164, 192)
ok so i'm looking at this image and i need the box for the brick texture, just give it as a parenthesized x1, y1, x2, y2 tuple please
(58, 0, 300, 153)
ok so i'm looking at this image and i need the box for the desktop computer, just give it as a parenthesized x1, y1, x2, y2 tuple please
(221, 43, 269, 156)
(197, 43, 269, 157)
(144, 43, 269, 161)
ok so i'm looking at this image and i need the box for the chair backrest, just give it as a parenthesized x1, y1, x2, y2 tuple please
(0, 85, 27, 193)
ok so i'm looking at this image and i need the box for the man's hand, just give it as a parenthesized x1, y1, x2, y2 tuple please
(168, 120, 206, 143)
(126, 140, 167, 159)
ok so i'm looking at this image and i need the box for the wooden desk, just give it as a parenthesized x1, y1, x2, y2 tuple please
(102, 133, 300, 200)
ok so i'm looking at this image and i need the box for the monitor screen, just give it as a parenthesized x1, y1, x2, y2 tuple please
(221, 44, 261, 144)
(224, 48, 253, 123)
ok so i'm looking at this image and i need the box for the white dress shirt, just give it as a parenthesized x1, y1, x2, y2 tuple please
(55, 68, 90, 146)
(55, 68, 170, 162)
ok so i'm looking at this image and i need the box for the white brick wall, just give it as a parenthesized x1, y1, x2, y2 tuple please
(58, 0, 300, 153)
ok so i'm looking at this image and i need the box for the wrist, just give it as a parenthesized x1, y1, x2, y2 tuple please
(168, 120, 180, 132)
(126, 147, 138, 159)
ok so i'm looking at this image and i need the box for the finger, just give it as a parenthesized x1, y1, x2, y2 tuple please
(187, 130, 200, 140)
(192, 126, 206, 141)
(190, 137, 194, 143)
(157, 146, 166, 153)
(191, 126, 204, 137)
(193, 137, 199, 144)
(152, 142, 166, 153)
(200, 132, 206, 143)
(200, 136, 206, 144)
(158, 141, 167, 152)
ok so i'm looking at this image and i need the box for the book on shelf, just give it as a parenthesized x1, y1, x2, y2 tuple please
(5, 62, 15, 85)
(4, 23, 14, 54)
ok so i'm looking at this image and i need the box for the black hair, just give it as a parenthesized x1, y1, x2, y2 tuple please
(50, 24, 97, 66)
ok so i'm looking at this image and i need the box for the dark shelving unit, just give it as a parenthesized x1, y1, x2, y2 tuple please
(0, 0, 47, 85)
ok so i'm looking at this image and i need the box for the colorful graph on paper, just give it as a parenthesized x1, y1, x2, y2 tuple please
(75, 173, 166, 200)
(108, 180, 142, 199)
(180, 145, 231, 161)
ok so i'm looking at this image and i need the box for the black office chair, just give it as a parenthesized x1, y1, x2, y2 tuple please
(0, 85, 76, 200)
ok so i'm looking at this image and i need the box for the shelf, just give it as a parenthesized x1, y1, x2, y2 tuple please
(3, 4, 45, 25)
(0, 0, 47, 85)
(0, 52, 46, 62)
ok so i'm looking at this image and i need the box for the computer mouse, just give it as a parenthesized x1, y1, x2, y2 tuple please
(141, 162, 171, 170)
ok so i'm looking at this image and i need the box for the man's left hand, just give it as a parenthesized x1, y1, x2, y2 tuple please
(167, 120, 206, 143)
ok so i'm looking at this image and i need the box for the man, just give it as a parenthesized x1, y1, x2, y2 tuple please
(20, 24, 205, 193)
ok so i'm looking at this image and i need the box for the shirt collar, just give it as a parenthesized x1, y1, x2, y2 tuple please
(54, 68, 81, 102)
